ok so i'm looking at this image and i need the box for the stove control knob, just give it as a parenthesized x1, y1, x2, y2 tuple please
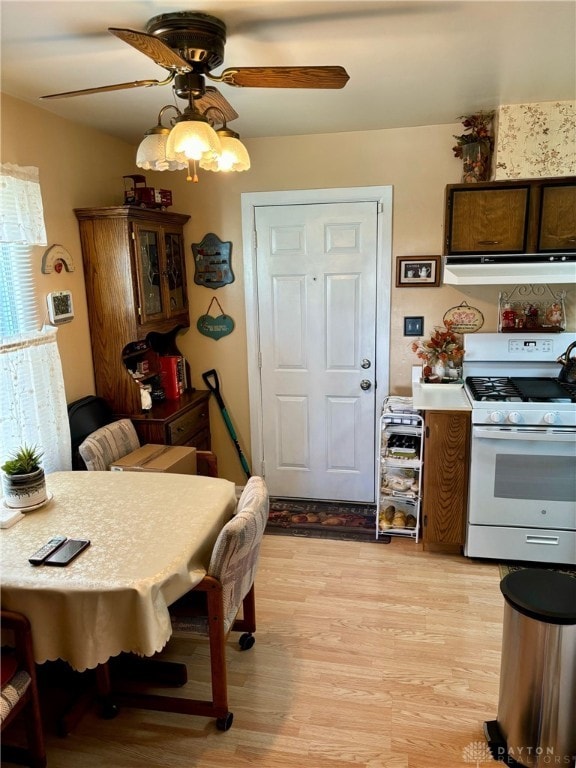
(489, 411, 505, 424)
(508, 411, 522, 424)
(544, 411, 559, 425)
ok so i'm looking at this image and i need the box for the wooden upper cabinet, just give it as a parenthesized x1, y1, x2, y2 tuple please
(445, 177, 576, 256)
(446, 186, 530, 254)
(538, 184, 576, 252)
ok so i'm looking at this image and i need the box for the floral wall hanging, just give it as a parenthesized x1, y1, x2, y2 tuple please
(452, 111, 495, 183)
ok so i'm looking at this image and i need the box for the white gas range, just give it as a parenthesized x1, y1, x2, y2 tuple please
(462, 332, 576, 566)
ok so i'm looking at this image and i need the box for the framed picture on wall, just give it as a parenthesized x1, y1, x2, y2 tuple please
(396, 255, 441, 287)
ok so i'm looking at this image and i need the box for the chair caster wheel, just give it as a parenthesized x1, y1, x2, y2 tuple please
(101, 701, 119, 720)
(239, 632, 255, 651)
(216, 712, 234, 731)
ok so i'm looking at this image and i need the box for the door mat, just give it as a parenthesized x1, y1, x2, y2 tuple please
(267, 498, 386, 542)
(499, 563, 576, 580)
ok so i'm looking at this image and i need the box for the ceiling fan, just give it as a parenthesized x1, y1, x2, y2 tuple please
(40, 11, 350, 124)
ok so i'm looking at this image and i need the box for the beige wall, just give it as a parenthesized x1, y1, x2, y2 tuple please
(2, 93, 574, 484)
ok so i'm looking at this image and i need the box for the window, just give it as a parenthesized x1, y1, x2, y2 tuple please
(0, 241, 38, 336)
(0, 163, 71, 472)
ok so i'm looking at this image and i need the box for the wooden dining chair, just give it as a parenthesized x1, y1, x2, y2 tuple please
(78, 418, 140, 471)
(0, 609, 47, 768)
(115, 476, 269, 731)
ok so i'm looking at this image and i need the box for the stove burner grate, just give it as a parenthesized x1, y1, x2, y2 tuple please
(465, 376, 576, 403)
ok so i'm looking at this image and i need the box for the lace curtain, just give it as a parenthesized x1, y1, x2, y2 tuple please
(0, 163, 47, 245)
(0, 164, 71, 473)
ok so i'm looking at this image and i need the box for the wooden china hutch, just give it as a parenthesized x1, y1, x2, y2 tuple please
(75, 206, 211, 451)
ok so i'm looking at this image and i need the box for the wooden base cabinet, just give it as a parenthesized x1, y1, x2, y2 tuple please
(130, 390, 211, 451)
(421, 410, 470, 553)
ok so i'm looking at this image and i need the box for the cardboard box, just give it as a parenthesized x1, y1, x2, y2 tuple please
(110, 445, 197, 475)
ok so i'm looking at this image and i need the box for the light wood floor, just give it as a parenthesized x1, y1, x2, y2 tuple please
(6, 535, 504, 768)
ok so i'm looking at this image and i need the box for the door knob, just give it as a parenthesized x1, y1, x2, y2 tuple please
(361, 358, 371, 369)
(360, 379, 372, 391)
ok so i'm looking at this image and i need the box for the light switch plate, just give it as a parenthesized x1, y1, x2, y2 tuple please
(404, 316, 424, 336)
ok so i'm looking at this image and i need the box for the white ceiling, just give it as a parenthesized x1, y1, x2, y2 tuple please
(1, 0, 575, 145)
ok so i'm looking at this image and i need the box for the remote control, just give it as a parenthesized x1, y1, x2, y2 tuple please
(29, 535, 67, 565)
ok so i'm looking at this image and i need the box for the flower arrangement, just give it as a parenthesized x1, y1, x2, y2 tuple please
(452, 111, 495, 159)
(411, 321, 464, 379)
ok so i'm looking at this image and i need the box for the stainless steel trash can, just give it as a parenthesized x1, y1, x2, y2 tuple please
(484, 569, 576, 768)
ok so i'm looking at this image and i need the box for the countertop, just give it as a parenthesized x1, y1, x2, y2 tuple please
(410, 367, 472, 411)
(412, 382, 472, 411)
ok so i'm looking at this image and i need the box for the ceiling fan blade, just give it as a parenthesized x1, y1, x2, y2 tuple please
(197, 87, 239, 123)
(109, 27, 192, 72)
(40, 74, 175, 100)
(212, 66, 349, 89)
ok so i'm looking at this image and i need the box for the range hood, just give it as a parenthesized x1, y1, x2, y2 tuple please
(443, 252, 576, 285)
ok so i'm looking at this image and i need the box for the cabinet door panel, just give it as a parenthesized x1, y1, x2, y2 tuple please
(133, 224, 165, 322)
(165, 231, 188, 316)
(538, 185, 576, 252)
(422, 411, 470, 548)
(449, 187, 529, 253)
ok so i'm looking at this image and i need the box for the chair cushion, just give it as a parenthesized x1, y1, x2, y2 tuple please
(0, 669, 31, 724)
(78, 419, 140, 471)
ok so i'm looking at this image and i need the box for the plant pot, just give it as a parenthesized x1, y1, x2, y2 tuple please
(461, 142, 491, 182)
(1, 468, 47, 509)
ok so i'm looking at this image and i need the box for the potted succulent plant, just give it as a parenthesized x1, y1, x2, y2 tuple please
(1, 445, 47, 509)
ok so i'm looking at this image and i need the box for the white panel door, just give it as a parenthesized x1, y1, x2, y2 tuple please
(255, 201, 378, 501)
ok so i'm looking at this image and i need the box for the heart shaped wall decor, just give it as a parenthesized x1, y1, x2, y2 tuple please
(197, 313, 235, 340)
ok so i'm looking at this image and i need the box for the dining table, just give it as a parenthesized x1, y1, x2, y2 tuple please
(0, 470, 237, 674)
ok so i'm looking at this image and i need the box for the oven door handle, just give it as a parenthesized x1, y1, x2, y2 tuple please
(473, 426, 576, 442)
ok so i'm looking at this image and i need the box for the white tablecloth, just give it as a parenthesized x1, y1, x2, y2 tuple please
(0, 471, 236, 671)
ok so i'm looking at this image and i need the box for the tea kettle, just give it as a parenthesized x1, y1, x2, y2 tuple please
(557, 341, 576, 383)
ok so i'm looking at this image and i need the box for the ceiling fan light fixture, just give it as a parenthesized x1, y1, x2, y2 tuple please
(200, 127, 251, 172)
(165, 108, 222, 162)
(136, 106, 187, 171)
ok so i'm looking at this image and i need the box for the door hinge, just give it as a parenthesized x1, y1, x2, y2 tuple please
(258, 351, 262, 368)
(260, 459, 265, 476)
(137, 306, 141, 317)
(377, 202, 384, 214)
(131, 230, 136, 240)
(252, 230, 257, 250)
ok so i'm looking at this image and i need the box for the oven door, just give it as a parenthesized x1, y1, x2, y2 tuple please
(468, 426, 576, 530)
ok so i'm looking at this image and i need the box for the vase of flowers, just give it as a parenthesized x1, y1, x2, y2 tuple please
(452, 111, 494, 183)
(411, 322, 464, 383)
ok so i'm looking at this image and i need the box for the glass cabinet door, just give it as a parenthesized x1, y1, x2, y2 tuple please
(164, 232, 188, 316)
(134, 225, 164, 322)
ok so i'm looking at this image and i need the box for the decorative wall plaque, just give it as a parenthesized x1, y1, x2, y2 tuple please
(192, 233, 234, 289)
(197, 297, 235, 340)
(41, 244, 75, 274)
(443, 301, 484, 333)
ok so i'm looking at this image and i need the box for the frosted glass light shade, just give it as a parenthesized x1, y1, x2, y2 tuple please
(136, 133, 187, 171)
(166, 119, 222, 161)
(200, 135, 251, 172)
